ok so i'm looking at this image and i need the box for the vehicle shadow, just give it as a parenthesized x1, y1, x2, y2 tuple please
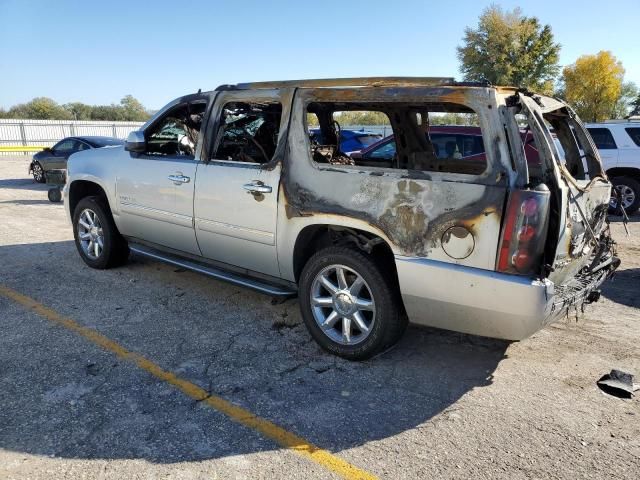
(601, 267, 640, 308)
(0, 199, 56, 206)
(0, 240, 509, 464)
(0, 178, 48, 191)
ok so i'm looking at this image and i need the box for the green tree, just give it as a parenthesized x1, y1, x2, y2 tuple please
(5, 97, 73, 120)
(630, 95, 640, 117)
(64, 102, 94, 120)
(457, 5, 561, 94)
(90, 104, 126, 121)
(120, 95, 149, 121)
(612, 82, 639, 119)
(562, 51, 625, 122)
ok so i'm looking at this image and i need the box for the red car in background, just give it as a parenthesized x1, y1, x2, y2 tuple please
(350, 125, 541, 166)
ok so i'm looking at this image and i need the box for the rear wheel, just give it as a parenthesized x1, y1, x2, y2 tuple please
(32, 162, 45, 183)
(299, 246, 407, 360)
(73, 196, 129, 269)
(609, 176, 640, 214)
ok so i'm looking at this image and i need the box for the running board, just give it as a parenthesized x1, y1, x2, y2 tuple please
(129, 244, 297, 298)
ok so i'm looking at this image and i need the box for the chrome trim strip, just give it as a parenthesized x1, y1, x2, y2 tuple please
(120, 202, 192, 228)
(129, 245, 295, 297)
(196, 218, 275, 245)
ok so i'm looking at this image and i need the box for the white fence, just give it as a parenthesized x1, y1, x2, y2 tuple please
(0, 119, 144, 155)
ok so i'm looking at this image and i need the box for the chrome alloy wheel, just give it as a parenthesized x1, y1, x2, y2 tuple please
(77, 208, 104, 259)
(310, 264, 376, 345)
(610, 184, 636, 210)
(32, 163, 44, 182)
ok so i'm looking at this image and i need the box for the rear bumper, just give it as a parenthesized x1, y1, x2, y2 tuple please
(395, 256, 615, 341)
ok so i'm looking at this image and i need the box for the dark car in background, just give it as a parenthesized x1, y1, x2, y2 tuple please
(309, 128, 382, 154)
(350, 125, 542, 168)
(29, 136, 124, 182)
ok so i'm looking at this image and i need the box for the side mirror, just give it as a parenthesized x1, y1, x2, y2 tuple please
(43, 147, 52, 153)
(125, 131, 146, 152)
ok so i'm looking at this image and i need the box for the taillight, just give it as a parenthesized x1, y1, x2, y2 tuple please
(497, 186, 550, 275)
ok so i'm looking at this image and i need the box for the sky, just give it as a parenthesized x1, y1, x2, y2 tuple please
(0, 0, 638, 110)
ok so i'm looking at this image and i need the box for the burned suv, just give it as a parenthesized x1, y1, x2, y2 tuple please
(64, 77, 619, 360)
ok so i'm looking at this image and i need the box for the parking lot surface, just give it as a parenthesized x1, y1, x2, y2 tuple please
(1, 157, 639, 479)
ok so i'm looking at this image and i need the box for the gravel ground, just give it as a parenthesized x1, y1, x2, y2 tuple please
(0, 156, 638, 479)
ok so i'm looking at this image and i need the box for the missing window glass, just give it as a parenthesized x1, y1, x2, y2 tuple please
(305, 101, 486, 175)
(213, 102, 282, 164)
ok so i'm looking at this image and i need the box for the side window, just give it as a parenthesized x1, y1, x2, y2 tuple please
(367, 141, 396, 159)
(587, 128, 617, 149)
(625, 127, 640, 147)
(212, 102, 282, 164)
(306, 102, 486, 175)
(145, 101, 206, 158)
(77, 142, 91, 151)
(53, 139, 76, 153)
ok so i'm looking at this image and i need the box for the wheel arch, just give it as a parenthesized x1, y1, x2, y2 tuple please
(291, 223, 400, 293)
(606, 167, 640, 181)
(68, 180, 111, 221)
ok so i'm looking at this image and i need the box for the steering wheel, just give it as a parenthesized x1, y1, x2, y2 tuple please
(244, 128, 270, 163)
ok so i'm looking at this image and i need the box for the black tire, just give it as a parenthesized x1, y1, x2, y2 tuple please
(609, 176, 640, 215)
(298, 246, 407, 360)
(47, 188, 62, 203)
(32, 162, 45, 183)
(72, 196, 129, 269)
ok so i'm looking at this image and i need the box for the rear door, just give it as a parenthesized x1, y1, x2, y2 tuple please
(193, 89, 292, 277)
(519, 95, 611, 285)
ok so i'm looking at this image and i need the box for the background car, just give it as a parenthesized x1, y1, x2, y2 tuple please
(350, 125, 543, 168)
(586, 121, 640, 213)
(29, 136, 124, 183)
(309, 128, 382, 154)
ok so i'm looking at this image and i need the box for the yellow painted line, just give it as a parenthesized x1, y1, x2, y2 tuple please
(0, 146, 46, 152)
(0, 284, 377, 480)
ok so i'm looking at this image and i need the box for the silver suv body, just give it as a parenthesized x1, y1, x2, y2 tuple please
(64, 78, 619, 359)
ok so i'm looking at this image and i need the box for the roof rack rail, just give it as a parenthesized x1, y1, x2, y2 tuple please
(216, 77, 457, 91)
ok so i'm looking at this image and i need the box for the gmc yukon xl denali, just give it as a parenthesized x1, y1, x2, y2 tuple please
(64, 77, 620, 360)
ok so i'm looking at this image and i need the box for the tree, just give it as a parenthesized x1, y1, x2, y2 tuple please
(562, 51, 625, 122)
(120, 95, 149, 121)
(457, 5, 560, 94)
(3, 97, 73, 120)
(64, 102, 94, 120)
(629, 94, 640, 117)
(612, 82, 639, 119)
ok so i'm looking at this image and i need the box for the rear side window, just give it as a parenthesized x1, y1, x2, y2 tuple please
(306, 102, 487, 175)
(587, 128, 617, 149)
(625, 127, 640, 147)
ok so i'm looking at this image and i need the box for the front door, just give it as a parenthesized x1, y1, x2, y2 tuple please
(116, 97, 209, 255)
(193, 89, 290, 277)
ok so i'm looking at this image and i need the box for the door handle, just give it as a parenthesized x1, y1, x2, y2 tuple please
(243, 181, 272, 194)
(168, 174, 190, 185)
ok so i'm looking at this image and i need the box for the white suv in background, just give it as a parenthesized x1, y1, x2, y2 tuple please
(586, 120, 640, 213)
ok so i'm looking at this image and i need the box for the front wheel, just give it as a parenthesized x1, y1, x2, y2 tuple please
(32, 162, 45, 183)
(73, 196, 129, 269)
(609, 176, 640, 215)
(298, 246, 407, 360)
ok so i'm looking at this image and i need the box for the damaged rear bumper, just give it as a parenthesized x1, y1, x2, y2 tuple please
(395, 255, 619, 341)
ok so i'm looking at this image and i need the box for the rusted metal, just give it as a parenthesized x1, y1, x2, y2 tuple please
(225, 77, 457, 90)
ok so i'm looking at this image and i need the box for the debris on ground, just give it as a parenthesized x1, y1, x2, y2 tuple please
(597, 369, 639, 398)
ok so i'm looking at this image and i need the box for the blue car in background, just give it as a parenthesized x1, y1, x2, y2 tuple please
(309, 128, 382, 154)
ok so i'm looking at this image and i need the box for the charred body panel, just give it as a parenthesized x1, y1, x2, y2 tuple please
(278, 86, 512, 280)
